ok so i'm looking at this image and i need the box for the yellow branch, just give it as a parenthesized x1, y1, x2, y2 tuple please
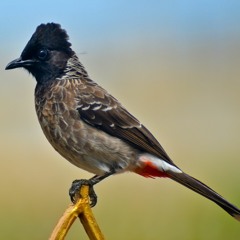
(49, 185, 105, 240)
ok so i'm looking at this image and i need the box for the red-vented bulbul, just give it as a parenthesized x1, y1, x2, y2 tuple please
(5, 23, 240, 221)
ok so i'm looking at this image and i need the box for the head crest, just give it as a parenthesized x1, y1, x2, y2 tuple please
(21, 23, 74, 57)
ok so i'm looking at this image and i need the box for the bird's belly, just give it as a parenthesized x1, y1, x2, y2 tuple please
(37, 107, 138, 175)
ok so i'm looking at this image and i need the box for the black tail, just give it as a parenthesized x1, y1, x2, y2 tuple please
(168, 171, 240, 221)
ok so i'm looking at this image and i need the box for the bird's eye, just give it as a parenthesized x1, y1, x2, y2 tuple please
(37, 49, 49, 60)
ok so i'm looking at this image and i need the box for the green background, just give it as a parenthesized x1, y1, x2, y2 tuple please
(1, 1, 240, 239)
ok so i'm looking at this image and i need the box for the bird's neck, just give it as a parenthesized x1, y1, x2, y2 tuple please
(60, 54, 89, 80)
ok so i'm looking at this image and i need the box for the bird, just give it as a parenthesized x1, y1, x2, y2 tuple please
(5, 22, 240, 221)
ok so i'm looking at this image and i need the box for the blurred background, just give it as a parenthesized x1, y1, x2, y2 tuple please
(1, 1, 240, 239)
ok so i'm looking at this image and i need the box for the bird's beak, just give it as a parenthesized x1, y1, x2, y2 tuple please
(5, 57, 35, 70)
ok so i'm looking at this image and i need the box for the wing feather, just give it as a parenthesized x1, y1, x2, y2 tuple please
(76, 80, 175, 165)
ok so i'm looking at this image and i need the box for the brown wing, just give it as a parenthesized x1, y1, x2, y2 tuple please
(76, 80, 175, 166)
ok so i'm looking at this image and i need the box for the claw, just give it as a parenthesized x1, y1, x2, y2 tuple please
(69, 179, 98, 207)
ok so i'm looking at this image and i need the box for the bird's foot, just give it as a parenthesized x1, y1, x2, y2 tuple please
(69, 179, 97, 207)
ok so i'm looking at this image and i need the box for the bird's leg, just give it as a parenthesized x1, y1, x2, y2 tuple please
(69, 171, 114, 207)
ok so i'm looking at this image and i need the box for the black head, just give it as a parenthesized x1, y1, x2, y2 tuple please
(5, 23, 75, 83)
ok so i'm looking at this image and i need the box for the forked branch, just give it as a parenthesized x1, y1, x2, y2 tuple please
(49, 185, 105, 240)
